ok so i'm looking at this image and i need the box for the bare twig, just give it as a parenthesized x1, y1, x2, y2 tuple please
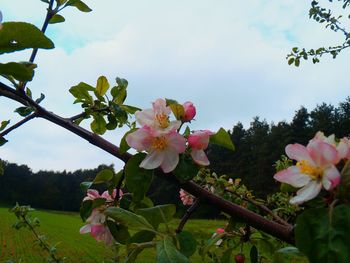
(0, 113, 37, 137)
(176, 199, 200, 233)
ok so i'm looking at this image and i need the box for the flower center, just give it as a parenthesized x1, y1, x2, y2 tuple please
(296, 160, 323, 180)
(152, 136, 167, 151)
(155, 114, 169, 129)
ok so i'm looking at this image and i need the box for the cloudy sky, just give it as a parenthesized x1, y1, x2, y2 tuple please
(1, 0, 349, 172)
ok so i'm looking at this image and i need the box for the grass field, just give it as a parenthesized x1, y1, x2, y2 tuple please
(0, 206, 225, 262)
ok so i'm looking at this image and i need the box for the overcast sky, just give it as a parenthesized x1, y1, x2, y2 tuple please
(1, 0, 349, 172)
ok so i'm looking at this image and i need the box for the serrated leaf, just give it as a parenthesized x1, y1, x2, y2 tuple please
(125, 153, 154, 202)
(95, 76, 109, 97)
(65, 0, 92, 12)
(93, 169, 113, 184)
(209, 127, 235, 151)
(0, 22, 54, 54)
(156, 237, 189, 263)
(105, 207, 154, 231)
(49, 14, 65, 24)
(0, 62, 35, 81)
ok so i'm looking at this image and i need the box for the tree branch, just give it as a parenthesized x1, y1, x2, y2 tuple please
(0, 81, 294, 244)
(176, 199, 200, 233)
(0, 113, 37, 138)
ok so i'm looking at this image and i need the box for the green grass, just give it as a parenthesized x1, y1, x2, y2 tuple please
(0, 207, 224, 262)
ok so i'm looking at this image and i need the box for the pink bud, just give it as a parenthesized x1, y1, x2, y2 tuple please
(216, 228, 225, 234)
(182, 101, 196, 121)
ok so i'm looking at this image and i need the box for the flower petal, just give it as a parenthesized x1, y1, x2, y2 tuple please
(307, 139, 340, 167)
(285, 144, 314, 164)
(191, 149, 210, 166)
(167, 131, 186, 153)
(135, 109, 155, 127)
(160, 149, 179, 173)
(322, 165, 341, 190)
(79, 224, 91, 234)
(290, 180, 322, 205)
(140, 150, 163, 170)
(337, 138, 350, 159)
(273, 166, 310, 187)
(126, 127, 153, 151)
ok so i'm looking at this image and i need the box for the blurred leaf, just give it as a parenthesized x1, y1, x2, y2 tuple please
(176, 231, 197, 258)
(125, 153, 154, 202)
(0, 22, 54, 54)
(90, 114, 107, 135)
(137, 204, 176, 230)
(0, 137, 8, 147)
(93, 169, 113, 184)
(174, 154, 199, 182)
(209, 127, 235, 151)
(80, 181, 93, 191)
(128, 230, 155, 244)
(105, 207, 154, 231)
(295, 205, 350, 263)
(0, 62, 36, 81)
(0, 120, 10, 132)
(250, 245, 258, 263)
(95, 76, 109, 97)
(120, 105, 141, 114)
(156, 237, 189, 263)
(80, 200, 92, 221)
(64, 0, 92, 12)
(119, 128, 137, 154)
(49, 14, 65, 24)
(106, 220, 130, 245)
(35, 93, 45, 104)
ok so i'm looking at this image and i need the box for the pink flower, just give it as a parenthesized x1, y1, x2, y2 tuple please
(83, 189, 101, 201)
(101, 189, 123, 202)
(216, 228, 225, 234)
(188, 130, 214, 166)
(135, 98, 181, 132)
(126, 126, 186, 173)
(182, 101, 196, 122)
(179, 189, 194, 205)
(274, 139, 341, 204)
(313, 131, 350, 160)
(80, 209, 114, 245)
(83, 189, 123, 202)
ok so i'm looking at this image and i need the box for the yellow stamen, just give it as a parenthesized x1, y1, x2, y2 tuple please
(155, 114, 169, 129)
(152, 136, 167, 151)
(296, 160, 323, 180)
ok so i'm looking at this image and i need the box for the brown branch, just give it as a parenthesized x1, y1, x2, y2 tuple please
(176, 199, 200, 234)
(0, 81, 294, 244)
(0, 113, 37, 137)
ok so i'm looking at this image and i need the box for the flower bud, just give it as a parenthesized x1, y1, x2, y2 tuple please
(182, 101, 196, 121)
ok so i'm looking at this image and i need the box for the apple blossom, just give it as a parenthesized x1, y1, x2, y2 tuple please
(216, 228, 225, 234)
(126, 126, 186, 173)
(312, 131, 350, 160)
(135, 98, 181, 132)
(83, 189, 123, 202)
(179, 189, 194, 205)
(188, 130, 214, 166)
(182, 101, 196, 122)
(79, 209, 114, 245)
(274, 139, 341, 204)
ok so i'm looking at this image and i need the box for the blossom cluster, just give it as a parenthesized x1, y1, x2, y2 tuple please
(179, 189, 195, 206)
(126, 99, 213, 173)
(274, 131, 350, 204)
(80, 189, 122, 245)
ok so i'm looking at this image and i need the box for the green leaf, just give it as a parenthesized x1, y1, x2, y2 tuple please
(174, 154, 199, 182)
(69, 82, 94, 103)
(156, 237, 189, 263)
(105, 207, 154, 231)
(169, 104, 185, 120)
(64, 0, 92, 12)
(106, 220, 130, 244)
(137, 204, 176, 230)
(250, 245, 258, 263)
(0, 137, 8, 147)
(120, 129, 137, 154)
(288, 58, 295, 65)
(0, 120, 10, 132)
(176, 231, 197, 258)
(295, 205, 350, 263)
(35, 93, 45, 104)
(120, 105, 141, 114)
(90, 114, 107, 135)
(111, 86, 127, 105)
(93, 169, 114, 184)
(221, 248, 234, 263)
(80, 181, 93, 191)
(14, 106, 34, 117)
(128, 230, 156, 244)
(49, 14, 65, 24)
(125, 153, 154, 202)
(0, 22, 54, 54)
(209, 127, 235, 151)
(116, 77, 128, 88)
(0, 62, 36, 81)
(95, 76, 109, 97)
(80, 200, 92, 221)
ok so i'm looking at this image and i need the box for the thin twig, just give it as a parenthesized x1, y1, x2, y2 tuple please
(176, 199, 200, 233)
(225, 188, 290, 227)
(0, 113, 37, 137)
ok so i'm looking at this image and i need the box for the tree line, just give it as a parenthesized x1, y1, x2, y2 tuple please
(1, 97, 350, 215)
